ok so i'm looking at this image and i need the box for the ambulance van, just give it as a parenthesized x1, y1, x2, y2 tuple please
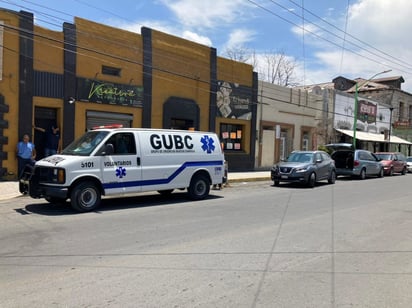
(27, 128, 225, 212)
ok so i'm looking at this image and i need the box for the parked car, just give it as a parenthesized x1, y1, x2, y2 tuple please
(270, 150, 336, 187)
(326, 144, 384, 179)
(407, 157, 412, 173)
(374, 152, 407, 176)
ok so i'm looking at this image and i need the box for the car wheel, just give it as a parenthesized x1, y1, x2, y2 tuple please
(402, 167, 407, 175)
(307, 172, 316, 188)
(389, 167, 394, 176)
(378, 168, 384, 178)
(359, 168, 366, 180)
(274, 180, 280, 186)
(328, 170, 336, 184)
(70, 181, 101, 212)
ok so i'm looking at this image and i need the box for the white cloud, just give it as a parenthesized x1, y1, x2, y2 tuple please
(182, 31, 212, 46)
(226, 29, 255, 49)
(160, 0, 249, 29)
(106, 18, 213, 47)
(105, 18, 170, 35)
(296, 0, 412, 92)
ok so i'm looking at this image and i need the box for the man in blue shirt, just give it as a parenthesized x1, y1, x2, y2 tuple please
(16, 133, 36, 177)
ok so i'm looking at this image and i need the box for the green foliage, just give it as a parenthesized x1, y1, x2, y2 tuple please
(318, 145, 332, 155)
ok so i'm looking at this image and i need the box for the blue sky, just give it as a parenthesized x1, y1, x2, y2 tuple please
(1, 0, 412, 91)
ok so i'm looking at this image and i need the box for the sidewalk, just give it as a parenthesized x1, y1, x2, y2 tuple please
(0, 171, 271, 201)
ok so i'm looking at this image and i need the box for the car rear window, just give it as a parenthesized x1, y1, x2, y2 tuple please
(375, 153, 391, 160)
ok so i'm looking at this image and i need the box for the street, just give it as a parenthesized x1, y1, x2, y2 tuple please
(1, 175, 412, 307)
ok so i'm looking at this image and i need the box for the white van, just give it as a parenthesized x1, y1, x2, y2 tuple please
(27, 128, 225, 212)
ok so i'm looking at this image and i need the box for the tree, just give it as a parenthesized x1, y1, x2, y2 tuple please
(223, 46, 252, 63)
(258, 51, 298, 87)
(222, 47, 298, 87)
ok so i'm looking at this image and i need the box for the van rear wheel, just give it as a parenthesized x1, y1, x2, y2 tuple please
(359, 168, 366, 180)
(70, 181, 101, 212)
(188, 174, 210, 200)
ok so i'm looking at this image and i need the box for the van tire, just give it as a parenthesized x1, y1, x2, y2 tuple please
(188, 174, 210, 200)
(359, 168, 366, 180)
(70, 181, 101, 212)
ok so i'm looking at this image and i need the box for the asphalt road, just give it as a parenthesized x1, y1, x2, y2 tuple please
(1, 175, 412, 307)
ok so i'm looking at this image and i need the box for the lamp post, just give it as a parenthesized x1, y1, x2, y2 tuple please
(352, 69, 392, 149)
(388, 107, 394, 151)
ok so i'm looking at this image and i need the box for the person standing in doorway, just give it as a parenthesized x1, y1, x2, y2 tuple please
(16, 133, 36, 177)
(33, 123, 61, 156)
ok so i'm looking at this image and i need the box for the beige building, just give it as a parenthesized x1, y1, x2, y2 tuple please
(255, 81, 323, 169)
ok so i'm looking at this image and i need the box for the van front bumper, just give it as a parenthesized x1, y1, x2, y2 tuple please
(29, 180, 69, 199)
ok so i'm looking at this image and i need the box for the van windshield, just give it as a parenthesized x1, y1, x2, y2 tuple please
(61, 131, 109, 156)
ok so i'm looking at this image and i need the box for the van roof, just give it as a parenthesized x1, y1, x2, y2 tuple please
(91, 128, 215, 134)
(325, 143, 354, 152)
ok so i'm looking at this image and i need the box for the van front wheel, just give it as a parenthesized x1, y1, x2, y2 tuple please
(70, 181, 101, 212)
(188, 174, 210, 200)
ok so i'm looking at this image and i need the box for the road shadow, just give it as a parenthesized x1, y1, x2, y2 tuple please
(22, 191, 223, 216)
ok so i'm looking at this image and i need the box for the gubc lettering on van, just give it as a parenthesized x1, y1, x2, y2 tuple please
(149, 134, 216, 154)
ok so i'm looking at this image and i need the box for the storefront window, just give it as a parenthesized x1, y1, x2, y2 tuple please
(220, 123, 243, 151)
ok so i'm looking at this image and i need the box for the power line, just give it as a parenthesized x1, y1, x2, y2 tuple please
(246, 0, 412, 76)
(287, 0, 412, 70)
(339, 0, 350, 73)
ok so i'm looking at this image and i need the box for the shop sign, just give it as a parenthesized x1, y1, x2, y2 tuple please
(358, 100, 377, 124)
(216, 81, 252, 119)
(77, 78, 143, 107)
(393, 120, 410, 128)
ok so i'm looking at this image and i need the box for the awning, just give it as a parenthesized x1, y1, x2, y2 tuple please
(336, 128, 412, 145)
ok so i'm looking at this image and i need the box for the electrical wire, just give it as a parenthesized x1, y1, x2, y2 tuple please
(0, 0, 406, 123)
(287, 0, 412, 70)
(339, 0, 350, 73)
(261, 0, 412, 73)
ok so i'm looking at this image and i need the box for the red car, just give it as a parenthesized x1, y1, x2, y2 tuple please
(374, 152, 407, 176)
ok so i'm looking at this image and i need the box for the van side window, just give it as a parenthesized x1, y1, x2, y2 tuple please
(107, 133, 136, 155)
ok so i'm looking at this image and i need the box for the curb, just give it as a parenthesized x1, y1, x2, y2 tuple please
(228, 177, 271, 183)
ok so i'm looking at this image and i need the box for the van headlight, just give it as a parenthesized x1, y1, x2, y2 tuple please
(52, 168, 66, 184)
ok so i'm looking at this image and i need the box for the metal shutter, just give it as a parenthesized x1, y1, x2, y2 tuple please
(86, 111, 133, 130)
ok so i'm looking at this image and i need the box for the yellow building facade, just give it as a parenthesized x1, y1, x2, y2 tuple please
(0, 9, 257, 178)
